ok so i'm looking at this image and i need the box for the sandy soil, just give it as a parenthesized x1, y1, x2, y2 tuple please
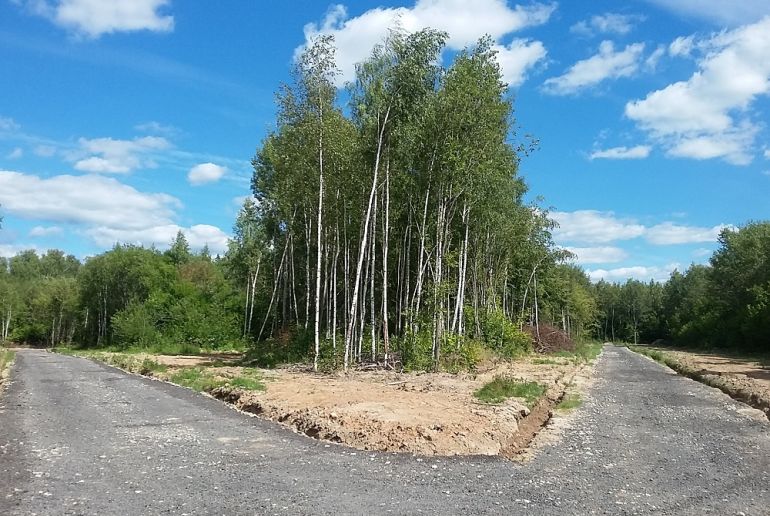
(652, 348, 770, 419)
(144, 354, 590, 456)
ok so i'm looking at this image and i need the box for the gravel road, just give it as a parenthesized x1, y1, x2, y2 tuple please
(1, 346, 768, 515)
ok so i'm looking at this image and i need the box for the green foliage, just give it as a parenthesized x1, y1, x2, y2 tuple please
(169, 367, 223, 392)
(169, 367, 264, 393)
(474, 376, 545, 406)
(399, 328, 435, 372)
(111, 301, 162, 349)
(0, 349, 15, 374)
(479, 309, 532, 358)
(243, 326, 313, 368)
(440, 335, 486, 372)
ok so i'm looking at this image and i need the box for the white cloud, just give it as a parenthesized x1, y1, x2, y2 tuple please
(0, 244, 40, 258)
(188, 162, 227, 186)
(764, 149, 770, 159)
(134, 121, 178, 136)
(492, 39, 547, 87)
(626, 17, 770, 165)
(644, 44, 666, 71)
(24, 0, 174, 38)
(669, 35, 695, 57)
(0, 170, 229, 253)
(0, 170, 179, 229)
(0, 116, 20, 133)
(543, 41, 645, 95)
(564, 246, 628, 264)
(570, 13, 643, 37)
(645, 222, 733, 244)
(6, 147, 23, 159)
(645, 0, 770, 26)
(692, 248, 712, 258)
(550, 210, 646, 244)
(590, 145, 651, 160)
(29, 225, 63, 237)
(552, 210, 733, 246)
(87, 224, 229, 254)
(588, 263, 680, 283)
(34, 145, 57, 157)
(300, 0, 555, 86)
(71, 135, 170, 173)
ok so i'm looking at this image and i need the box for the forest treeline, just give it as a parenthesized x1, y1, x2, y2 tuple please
(1, 31, 768, 367)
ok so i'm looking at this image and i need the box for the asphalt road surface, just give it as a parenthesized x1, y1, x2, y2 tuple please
(1, 346, 768, 515)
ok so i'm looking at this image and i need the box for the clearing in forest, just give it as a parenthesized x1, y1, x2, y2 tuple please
(60, 346, 600, 457)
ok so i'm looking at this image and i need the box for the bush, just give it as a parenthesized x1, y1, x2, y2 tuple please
(441, 335, 485, 372)
(112, 301, 162, 349)
(479, 308, 532, 358)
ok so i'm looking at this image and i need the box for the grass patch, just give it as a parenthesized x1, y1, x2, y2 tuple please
(169, 367, 264, 393)
(227, 374, 265, 391)
(474, 376, 546, 406)
(552, 341, 603, 364)
(169, 367, 224, 392)
(629, 346, 679, 368)
(531, 357, 559, 365)
(556, 393, 582, 410)
(1, 349, 16, 375)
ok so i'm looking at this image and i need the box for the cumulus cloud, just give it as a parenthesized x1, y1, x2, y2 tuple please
(645, 222, 733, 244)
(551, 210, 646, 244)
(587, 263, 680, 283)
(626, 17, 770, 165)
(564, 246, 628, 264)
(0, 170, 179, 229)
(590, 145, 651, 160)
(543, 41, 645, 95)
(87, 224, 229, 254)
(188, 162, 227, 186)
(29, 225, 63, 237)
(299, 0, 555, 87)
(570, 13, 644, 37)
(21, 0, 174, 38)
(0, 244, 40, 259)
(0, 170, 229, 253)
(764, 149, 770, 159)
(644, 0, 770, 26)
(552, 210, 732, 246)
(492, 39, 547, 87)
(71, 135, 170, 173)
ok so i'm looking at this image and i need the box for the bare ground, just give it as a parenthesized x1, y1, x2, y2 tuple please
(86, 352, 596, 457)
(647, 347, 770, 419)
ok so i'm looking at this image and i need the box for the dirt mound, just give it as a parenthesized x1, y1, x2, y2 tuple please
(524, 324, 576, 354)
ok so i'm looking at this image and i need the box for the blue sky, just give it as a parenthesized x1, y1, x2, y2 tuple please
(1, 0, 769, 282)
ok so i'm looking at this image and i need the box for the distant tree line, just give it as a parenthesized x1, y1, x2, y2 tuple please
(592, 222, 770, 353)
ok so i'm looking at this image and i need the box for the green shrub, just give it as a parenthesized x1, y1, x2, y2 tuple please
(112, 301, 162, 349)
(441, 335, 485, 372)
(479, 309, 532, 358)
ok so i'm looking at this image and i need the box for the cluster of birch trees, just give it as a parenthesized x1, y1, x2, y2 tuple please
(245, 30, 595, 370)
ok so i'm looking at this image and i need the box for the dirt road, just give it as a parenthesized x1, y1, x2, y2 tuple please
(1, 346, 768, 515)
